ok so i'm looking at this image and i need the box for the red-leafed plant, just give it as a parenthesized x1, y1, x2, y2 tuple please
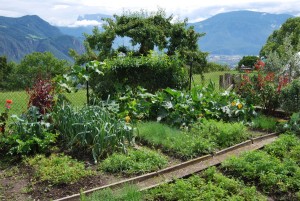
(237, 68, 289, 113)
(26, 77, 56, 115)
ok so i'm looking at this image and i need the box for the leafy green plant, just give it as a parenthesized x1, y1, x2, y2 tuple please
(52, 101, 134, 163)
(100, 148, 168, 175)
(264, 133, 300, 162)
(250, 114, 278, 132)
(190, 119, 249, 148)
(145, 167, 266, 201)
(26, 154, 94, 185)
(137, 122, 215, 160)
(280, 79, 300, 113)
(3, 106, 57, 155)
(90, 52, 188, 99)
(282, 112, 300, 134)
(81, 185, 141, 201)
(222, 148, 300, 200)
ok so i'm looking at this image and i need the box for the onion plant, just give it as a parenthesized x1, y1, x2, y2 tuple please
(52, 101, 134, 163)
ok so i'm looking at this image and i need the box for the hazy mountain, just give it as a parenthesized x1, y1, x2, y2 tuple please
(192, 10, 293, 55)
(0, 11, 294, 63)
(0, 15, 84, 62)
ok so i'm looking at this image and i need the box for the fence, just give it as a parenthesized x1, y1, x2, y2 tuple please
(0, 75, 87, 115)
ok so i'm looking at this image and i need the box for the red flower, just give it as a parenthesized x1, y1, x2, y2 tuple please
(6, 99, 12, 104)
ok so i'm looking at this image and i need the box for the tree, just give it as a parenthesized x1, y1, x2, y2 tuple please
(237, 56, 259, 70)
(76, 9, 207, 62)
(0, 56, 16, 90)
(15, 52, 70, 89)
(260, 17, 300, 57)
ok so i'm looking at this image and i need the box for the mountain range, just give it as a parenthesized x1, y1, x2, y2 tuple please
(0, 15, 84, 62)
(0, 11, 294, 63)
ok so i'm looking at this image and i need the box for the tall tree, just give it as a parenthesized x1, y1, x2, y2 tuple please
(15, 52, 70, 89)
(76, 9, 206, 62)
(260, 17, 300, 57)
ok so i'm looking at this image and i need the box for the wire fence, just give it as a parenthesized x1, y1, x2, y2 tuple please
(1, 71, 236, 116)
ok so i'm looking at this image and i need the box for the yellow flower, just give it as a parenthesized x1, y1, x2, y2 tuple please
(237, 103, 243, 109)
(125, 116, 131, 123)
(231, 101, 236, 106)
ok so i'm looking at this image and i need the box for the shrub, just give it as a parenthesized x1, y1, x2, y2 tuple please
(100, 148, 168, 175)
(89, 52, 188, 99)
(26, 154, 93, 185)
(280, 79, 300, 113)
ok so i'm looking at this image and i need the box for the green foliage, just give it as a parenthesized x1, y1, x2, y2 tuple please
(260, 17, 300, 58)
(81, 185, 141, 201)
(152, 84, 253, 128)
(137, 122, 214, 160)
(14, 52, 70, 89)
(145, 167, 266, 201)
(90, 52, 188, 99)
(26, 154, 94, 185)
(238, 55, 259, 69)
(190, 119, 248, 148)
(280, 79, 300, 113)
(0, 56, 15, 90)
(137, 120, 250, 160)
(55, 60, 104, 93)
(237, 70, 283, 113)
(1, 106, 57, 155)
(282, 113, 300, 135)
(222, 138, 300, 200)
(250, 114, 278, 132)
(100, 148, 168, 175)
(264, 133, 300, 161)
(52, 101, 134, 163)
(202, 62, 231, 73)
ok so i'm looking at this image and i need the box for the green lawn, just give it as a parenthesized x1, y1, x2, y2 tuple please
(0, 90, 87, 117)
(193, 71, 238, 90)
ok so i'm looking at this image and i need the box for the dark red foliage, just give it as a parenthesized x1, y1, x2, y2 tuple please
(26, 78, 56, 115)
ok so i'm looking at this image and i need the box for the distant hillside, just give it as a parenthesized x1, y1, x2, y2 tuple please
(192, 10, 293, 55)
(0, 15, 84, 62)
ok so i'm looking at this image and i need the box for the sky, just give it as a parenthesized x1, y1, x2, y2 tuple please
(0, 0, 300, 27)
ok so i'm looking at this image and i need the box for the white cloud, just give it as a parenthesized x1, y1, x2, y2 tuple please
(68, 19, 102, 27)
(0, 0, 299, 26)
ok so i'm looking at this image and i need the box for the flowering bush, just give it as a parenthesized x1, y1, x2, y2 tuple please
(237, 69, 289, 113)
(0, 99, 12, 133)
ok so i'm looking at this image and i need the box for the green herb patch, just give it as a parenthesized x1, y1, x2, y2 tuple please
(137, 120, 250, 160)
(222, 134, 300, 200)
(100, 148, 168, 175)
(144, 167, 266, 201)
(81, 185, 141, 201)
(25, 154, 94, 185)
(137, 122, 214, 160)
(190, 119, 249, 148)
(264, 133, 300, 163)
(250, 114, 278, 132)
